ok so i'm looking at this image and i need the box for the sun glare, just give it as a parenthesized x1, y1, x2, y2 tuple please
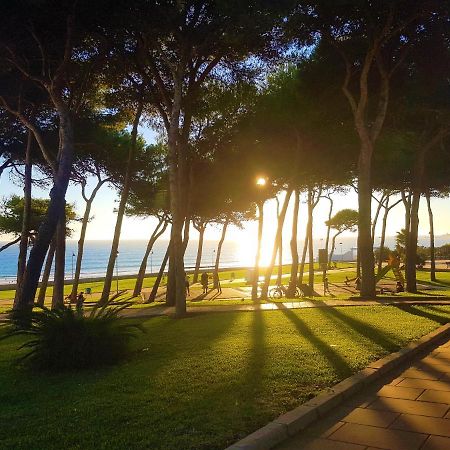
(256, 176, 267, 186)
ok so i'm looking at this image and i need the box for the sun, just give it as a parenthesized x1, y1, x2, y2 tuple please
(256, 176, 267, 186)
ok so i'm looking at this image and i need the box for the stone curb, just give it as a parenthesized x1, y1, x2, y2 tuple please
(225, 322, 450, 450)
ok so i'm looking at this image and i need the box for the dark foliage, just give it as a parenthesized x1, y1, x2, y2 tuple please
(3, 302, 144, 371)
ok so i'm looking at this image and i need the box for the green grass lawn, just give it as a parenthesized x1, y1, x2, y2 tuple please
(1, 305, 449, 450)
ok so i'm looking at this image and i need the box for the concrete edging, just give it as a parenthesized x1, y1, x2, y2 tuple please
(225, 322, 450, 450)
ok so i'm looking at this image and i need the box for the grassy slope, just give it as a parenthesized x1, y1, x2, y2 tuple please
(1, 305, 449, 450)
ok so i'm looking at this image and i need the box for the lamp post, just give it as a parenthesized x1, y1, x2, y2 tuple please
(212, 249, 216, 269)
(71, 252, 75, 280)
(150, 250, 154, 275)
(115, 250, 119, 293)
(339, 242, 343, 261)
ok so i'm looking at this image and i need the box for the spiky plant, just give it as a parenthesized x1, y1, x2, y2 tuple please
(3, 302, 144, 370)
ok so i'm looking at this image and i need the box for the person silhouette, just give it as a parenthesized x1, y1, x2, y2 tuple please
(201, 272, 209, 294)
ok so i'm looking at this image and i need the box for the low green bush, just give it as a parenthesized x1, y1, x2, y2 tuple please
(3, 302, 143, 370)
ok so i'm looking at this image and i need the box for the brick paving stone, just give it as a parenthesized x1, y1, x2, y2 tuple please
(275, 336, 450, 450)
(400, 368, 442, 380)
(341, 407, 399, 427)
(388, 376, 404, 385)
(278, 436, 366, 450)
(421, 435, 450, 450)
(413, 360, 450, 370)
(367, 397, 449, 417)
(397, 378, 450, 392)
(376, 385, 424, 400)
(328, 422, 428, 449)
(390, 413, 450, 437)
(417, 389, 450, 404)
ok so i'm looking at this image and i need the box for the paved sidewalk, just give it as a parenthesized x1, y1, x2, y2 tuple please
(118, 298, 450, 319)
(277, 337, 450, 450)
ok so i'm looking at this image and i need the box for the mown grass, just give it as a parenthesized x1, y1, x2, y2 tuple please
(0, 305, 449, 450)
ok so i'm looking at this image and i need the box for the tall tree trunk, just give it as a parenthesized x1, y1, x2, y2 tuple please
(251, 200, 264, 301)
(150, 243, 170, 304)
(16, 105, 74, 312)
(401, 190, 412, 244)
(377, 196, 390, 274)
(100, 102, 143, 304)
(406, 190, 420, 292)
(287, 189, 300, 296)
(277, 200, 283, 286)
(133, 218, 168, 297)
(70, 179, 106, 300)
(426, 191, 436, 282)
(52, 208, 66, 309)
(307, 188, 314, 290)
(213, 221, 228, 288)
(298, 232, 309, 284)
(14, 130, 32, 305)
(165, 71, 187, 317)
(261, 189, 292, 299)
(37, 238, 56, 307)
(70, 197, 93, 301)
(358, 149, 376, 297)
(325, 196, 333, 269)
(193, 223, 206, 283)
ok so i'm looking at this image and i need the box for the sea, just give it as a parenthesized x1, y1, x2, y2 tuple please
(1, 235, 449, 286)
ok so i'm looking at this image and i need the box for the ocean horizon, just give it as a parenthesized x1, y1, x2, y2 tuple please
(1, 234, 449, 285)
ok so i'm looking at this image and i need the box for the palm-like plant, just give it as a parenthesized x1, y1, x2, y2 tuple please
(3, 302, 144, 370)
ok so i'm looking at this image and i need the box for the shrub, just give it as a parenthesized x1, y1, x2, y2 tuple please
(3, 302, 144, 370)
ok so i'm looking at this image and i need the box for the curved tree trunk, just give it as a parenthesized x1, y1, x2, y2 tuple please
(133, 218, 167, 297)
(36, 238, 56, 307)
(377, 196, 390, 274)
(298, 233, 309, 285)
(325, 196, 333, 269)
(251, 201, 264, 301)
(70, 178, 106, 301)
(70, 197, 93, 301)
(287, 189, 300, 296)
(371, 192, 385, 244)
(426, 191, 436, 282)
(213, 221, 228, 288)
(14, 130, 32, 305)
(193, 222, 206, 283)
(52, 207, 66, 309)
(329, 232, 341, 267)
(150, 243, 170, 303)
(100, 102, 143, 305)
(16, 104, 75, 312)
(260, 189, 292, 299)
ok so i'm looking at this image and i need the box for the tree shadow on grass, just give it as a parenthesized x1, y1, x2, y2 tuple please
(392, 304, 449, 326)
(315, 304, 398, 352)
(274, 303, 351, 378)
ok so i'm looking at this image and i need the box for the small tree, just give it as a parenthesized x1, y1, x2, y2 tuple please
(326, 209, 358, 263)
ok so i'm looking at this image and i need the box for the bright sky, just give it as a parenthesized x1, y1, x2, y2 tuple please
(1, 125, 450, 251)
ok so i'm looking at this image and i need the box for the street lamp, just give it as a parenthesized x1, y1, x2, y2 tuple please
(339, 242, 343, 261)
(212, 249, 216, 269)
(116, 251, 120, 292)
(150, 250, 154, 275)
(71, 252, 75, 280)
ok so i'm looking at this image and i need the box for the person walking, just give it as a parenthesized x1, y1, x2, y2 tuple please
(213, 271, 222, 294)
(185, 273, 190, 296)
(201, 272, 209, 294)
(76, 291, 85, 311)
